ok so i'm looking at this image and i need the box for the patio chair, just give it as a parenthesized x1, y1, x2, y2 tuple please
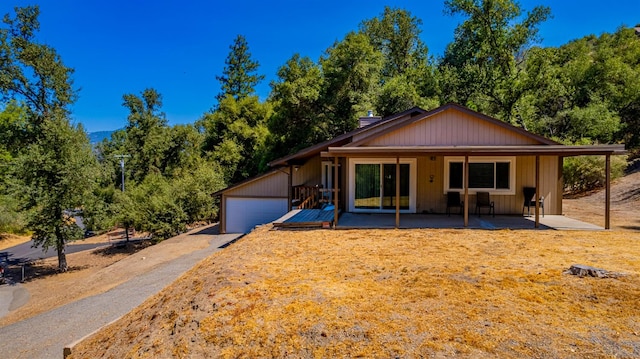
(522, 187, 544, 217)
(446, 191, 463, 216)
(475, 192, 494, 217)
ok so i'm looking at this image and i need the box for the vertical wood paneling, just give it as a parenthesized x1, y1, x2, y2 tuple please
(366, 108, 541, 146)
(339, 157, 347, 211)
(515, 156, 560, 215)
(416, 156, 445, 213)
(557, 157, 564, 215)
(414, 155, 562, 215)
(226, 171, 288, 197)
(540, 156, 559, 215)
(351, 113, 414, 143)
(292, 155, 322, 186)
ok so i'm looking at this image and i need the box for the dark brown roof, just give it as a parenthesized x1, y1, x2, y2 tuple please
(218, 103, 626, 196)
(267, 107, 426, 167)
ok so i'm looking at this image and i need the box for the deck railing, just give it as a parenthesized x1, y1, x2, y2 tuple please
(292, 185, 339, 209)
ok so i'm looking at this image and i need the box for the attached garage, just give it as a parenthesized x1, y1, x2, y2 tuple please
(216, 170, 290, 233)
(224, 197, 288, 233)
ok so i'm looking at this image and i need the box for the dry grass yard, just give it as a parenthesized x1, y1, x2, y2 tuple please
(0, 233, 31, 251)
(69, 226, 640, 358)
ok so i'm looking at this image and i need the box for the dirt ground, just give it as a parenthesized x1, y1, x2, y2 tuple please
(69, 226, 640, 358)
(0, 233, 32, 251)
(65, 173, 640, 359)
(563, 170, 640, 231)
(0, 227, 213, 327)
(2, 172, 638, 356)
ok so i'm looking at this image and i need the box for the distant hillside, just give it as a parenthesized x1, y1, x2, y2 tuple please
(88, 131, 114, 144)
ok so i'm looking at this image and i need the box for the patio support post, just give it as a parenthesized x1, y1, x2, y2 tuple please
(288, 165, 293, 212)
(396, 156, 400, 229)
(535, 155, 540, 228)
(464, 155, 469, 227)
(333, 156, 339, 228)
(605, 154, 611, 229)
(220, 194, 226, 234)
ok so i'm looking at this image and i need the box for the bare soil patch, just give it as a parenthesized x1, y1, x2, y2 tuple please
(69, 225, 640, 359)
(0, 226, 215, 327)
(564, 171, 640, 230)
(0, 234, 31, 251)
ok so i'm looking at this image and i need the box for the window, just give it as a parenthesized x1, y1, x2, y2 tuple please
(449, 162, 463, 189)
(444, 157, 516, 194)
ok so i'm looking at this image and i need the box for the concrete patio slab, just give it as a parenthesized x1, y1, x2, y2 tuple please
(336, 213, 603, 230)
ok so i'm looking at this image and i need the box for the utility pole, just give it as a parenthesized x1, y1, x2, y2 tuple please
(114, 154, 131, 242)
(114, 154, 130, 192)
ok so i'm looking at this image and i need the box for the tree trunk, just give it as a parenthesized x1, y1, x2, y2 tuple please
(55, 229, 68, 272)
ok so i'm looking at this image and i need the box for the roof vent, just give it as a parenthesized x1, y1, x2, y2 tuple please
(359, 110, 382, 128)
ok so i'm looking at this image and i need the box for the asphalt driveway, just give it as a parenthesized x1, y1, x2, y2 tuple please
(0, 224, 241, 359)
(1, 240, 110, 266)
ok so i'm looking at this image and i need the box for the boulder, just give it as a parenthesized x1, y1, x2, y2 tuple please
(566, 264, 610, 278)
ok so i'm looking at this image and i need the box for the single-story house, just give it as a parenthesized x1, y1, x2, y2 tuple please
(214, 103, 626, 233)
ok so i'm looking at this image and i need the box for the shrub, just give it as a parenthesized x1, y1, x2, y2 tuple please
(563, 155, 626, 193)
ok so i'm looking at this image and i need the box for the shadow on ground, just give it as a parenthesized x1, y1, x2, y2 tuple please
(92, 240, 151, 257)
(189, 224, 220, 236)
(3, 262, 90, 283)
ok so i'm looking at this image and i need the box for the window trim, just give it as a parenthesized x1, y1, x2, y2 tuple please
(443, 156, 516, 195)
(321, 161, 335, 202)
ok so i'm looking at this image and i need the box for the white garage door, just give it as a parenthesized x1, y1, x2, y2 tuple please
(226, 197, 288, 233)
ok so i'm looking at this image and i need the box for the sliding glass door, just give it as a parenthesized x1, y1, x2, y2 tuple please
(352, 159, 415, 212)
(382, 164, 410, 209)
(354, 164, 380, 209)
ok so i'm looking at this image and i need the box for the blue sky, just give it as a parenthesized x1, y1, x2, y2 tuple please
(1, 1, 638, 133)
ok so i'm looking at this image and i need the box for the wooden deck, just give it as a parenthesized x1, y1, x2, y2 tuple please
(273, 209, 340, 229)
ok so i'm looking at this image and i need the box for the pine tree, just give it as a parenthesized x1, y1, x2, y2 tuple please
(215, 35, 265, 103)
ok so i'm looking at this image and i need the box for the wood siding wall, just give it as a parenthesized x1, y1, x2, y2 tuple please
(416, 156, 445, 213)
(514, 156, 561, 215)
(351, 113, 413, 143)
(365, 108, 540, 146)
(225, 171, 288, 198)
(292, 155, 322, 186)
(342, 155, 562, 215)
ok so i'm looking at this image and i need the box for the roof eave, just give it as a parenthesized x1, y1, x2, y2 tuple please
(321, 144, 627, 157)
(267, 107, 428, 167)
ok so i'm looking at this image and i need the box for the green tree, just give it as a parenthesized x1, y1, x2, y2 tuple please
(0, 6, 96, 271)
(360, 7, 440, 116)
(441, 0, 551, 122)
(215, 35, 265, 103)
(110, 174, 186, 241)
(0, 102, 27, 234)
(375, 74, 439, 116)
(13, 117, 98, 271)
(172, 162, 226, 224)
(0, 6, 76, 124)
(198, 95, 271, 183)
(360, 6, 429, 79)
(121, 88, 170, 183)
(321, 32, 383, 135)
(163, 124, 204, 177)
(517, 27, 638, 147)
(267, 54, 325, 159)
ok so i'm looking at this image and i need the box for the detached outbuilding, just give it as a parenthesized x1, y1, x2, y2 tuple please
(215, 103, 625, 233)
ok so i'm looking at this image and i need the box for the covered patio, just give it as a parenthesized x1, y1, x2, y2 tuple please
(335, 212, 603, 230)
(323, 145, 626, 230)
